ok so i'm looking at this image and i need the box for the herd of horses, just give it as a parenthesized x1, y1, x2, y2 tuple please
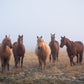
(0, 35, 25, 73)
(35, 34, 83, 70)
(0, 34, 83, 73)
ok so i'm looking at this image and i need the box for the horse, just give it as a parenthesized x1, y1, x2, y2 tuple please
(35, 36, 51, 71)
(60, 36, 83, 66)
(49, 33, 59, 63)
(0, 35, 12, 72)
(12, 35, 25, 68)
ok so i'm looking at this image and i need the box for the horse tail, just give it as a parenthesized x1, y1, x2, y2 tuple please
(80, 44, 84, 63)
(49, 54, 51, 62)
(80, 52, 83, 63)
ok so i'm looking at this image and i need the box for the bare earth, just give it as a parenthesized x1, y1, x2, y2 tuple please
(0, 49, 84, 84)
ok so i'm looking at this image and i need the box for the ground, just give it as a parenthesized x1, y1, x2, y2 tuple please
(0, 49, 84, 84)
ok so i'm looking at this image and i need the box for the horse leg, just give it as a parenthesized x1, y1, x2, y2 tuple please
(7, 60, 9, 71)
(44, 60, 46, 71)
(38, 58, 40, 70)
(79, 52, 83, 64)
(14, 57, 16, 67)
(2, 64, 4, 73)
(4, 59, 7, 71)
(70, 56, 73, 66)
(77, 54, 79, 64)
(57, 52, 58, 61)
(14, 56, 17, 67)
(14, 55, 18, 68)
(52, 54, 55, 63)
(40, 61, 42, 70)
(18, 56, 20, 67)
(72, 55, 76, 65)
(21, 56, 24, 68)
(15, 56, 18, 68)
(49, 54, 52, 62)
(53, 54, 56, 63)
(38, 59, 42, 70)
(1, 58, 5, 73)
(1, 59, 4, 73)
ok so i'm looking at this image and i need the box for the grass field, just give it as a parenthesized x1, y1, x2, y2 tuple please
(0, 49, 84, 84)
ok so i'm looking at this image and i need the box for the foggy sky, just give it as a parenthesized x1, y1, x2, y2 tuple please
(0, 0, 84, 49)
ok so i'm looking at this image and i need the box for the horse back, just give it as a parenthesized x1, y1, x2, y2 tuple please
(67, 41, 83, 56)
(74, 41, 83, 52)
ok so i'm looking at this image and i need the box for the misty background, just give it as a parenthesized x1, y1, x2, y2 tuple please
(0, 0, 84, 49)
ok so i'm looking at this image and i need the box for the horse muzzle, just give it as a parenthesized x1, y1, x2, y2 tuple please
(60, 45, 63, 48)
(7, 45, 12, 49)
(38, 46, 42, 50)
(10, 45, 12, 48)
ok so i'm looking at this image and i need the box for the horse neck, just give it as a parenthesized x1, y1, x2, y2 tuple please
(50, 40, 55, 45)
(66, 39, 72, 49)
(1, 43, 7, 50)
(51, 39, 55, 42)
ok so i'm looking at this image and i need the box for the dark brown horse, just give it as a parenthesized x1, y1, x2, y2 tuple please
(49, 33, 59, 63)
(60, 36, 83, 66)
(0, 35, 12, 72)
(13, 35, 25, 68)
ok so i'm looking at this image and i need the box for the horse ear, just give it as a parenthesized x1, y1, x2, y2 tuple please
(51, 33, 52, 36)
(61, 36, 62, 38)
(54, 33, 55, 36)
(22, 35, 23, 37)
(37, 36, 39, 39)
(40, 36, 42, 38)
(64, 36, 65, 38)
(18, 35, 20, 37)
(5, 35, 7, 38)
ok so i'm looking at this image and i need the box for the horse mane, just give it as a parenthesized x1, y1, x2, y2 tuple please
(2, 38, 7, 48)
(64, 38, 75, 49)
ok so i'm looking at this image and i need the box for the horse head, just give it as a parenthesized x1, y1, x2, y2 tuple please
(51, 33, 55, 41)
(18, 35, 23, 47)
(2, 35, 12, 48)
(60, 36, 66, 48)
(37, 36, 44, 50)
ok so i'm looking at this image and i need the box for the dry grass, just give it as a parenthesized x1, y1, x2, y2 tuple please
(0, 49, 84, 84)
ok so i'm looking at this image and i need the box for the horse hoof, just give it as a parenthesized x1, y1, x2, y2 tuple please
(73, 63, 76, 65)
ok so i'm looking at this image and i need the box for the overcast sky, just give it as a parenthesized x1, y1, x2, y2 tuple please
(0, 0, 84, 49)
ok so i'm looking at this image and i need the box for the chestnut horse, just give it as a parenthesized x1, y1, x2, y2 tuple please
(60, 36, 83, 66)
(0, 35, 12, 72)
(49, 33, 59, 63)
(13, 35, 25, 68)
(35, 36, 51, 70)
